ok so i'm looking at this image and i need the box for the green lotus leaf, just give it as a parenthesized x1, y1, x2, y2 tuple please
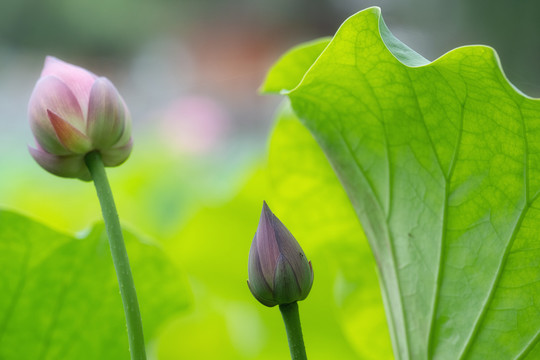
(264, 6, 540, 359)
(0, 211, 190, 359)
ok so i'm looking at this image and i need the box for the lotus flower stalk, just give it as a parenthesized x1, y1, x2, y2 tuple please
(28, 57, 146, 360)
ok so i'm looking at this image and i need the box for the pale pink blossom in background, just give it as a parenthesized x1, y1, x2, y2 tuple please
(158, 96, 230, 155)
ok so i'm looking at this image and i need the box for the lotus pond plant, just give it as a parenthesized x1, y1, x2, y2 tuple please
(28, 57, 145, 360)
(8, 5, 540, 360)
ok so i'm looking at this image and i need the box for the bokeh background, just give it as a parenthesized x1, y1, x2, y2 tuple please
(1, 0, 539, 359)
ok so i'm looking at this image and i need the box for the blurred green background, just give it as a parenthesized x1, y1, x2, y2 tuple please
(1, 0, 539, 359)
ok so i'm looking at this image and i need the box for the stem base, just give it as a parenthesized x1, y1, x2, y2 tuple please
(279, 302, 307, 360)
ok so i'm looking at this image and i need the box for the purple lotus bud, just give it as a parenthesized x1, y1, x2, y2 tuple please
(248, 201, 314, 307)
(28, 56, 132, 181)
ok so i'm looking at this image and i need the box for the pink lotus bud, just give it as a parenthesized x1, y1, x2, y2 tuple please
(28, 56, 132, 180)
(248, 201, 314, 307)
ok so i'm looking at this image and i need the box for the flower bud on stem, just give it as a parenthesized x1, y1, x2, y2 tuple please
(85, 151, 146, 360)
(280, 301, 308, 360)
(247, 202, 313, 359)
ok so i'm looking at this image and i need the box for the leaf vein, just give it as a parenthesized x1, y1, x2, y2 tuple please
(458, 192, 539, 359)
(339, 131, 410, 360)
(515, 328, 540, 360)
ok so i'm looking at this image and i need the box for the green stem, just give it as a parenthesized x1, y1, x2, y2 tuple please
(279, 302, 308, 360)
(85, 151, 146, 360)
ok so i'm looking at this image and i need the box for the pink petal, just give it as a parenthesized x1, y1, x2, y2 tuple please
(28, 76, 85, 155)
(115, 99, 132, 147)
(101, 138, 133, 167)
(86, 77, 127, 149)
(29, 146, 91, 181)
(41, 56, 97, 117)
(48, 110, 91, 153)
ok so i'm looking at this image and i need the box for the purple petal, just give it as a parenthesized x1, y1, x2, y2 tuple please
(273, 255, 301, 304)
(256, 201, 281, 287)
(86, 77, 127, 149)
(248, 235, 276, 306)
(41, 56, 97, 117)
(29, 146, 91, 181)
(247, 280, 277, 307)
(266, 203, 313, 298)
(298, 261, 314, 301)
(28, 76, 85, 155)
(271, 208, 309, 281)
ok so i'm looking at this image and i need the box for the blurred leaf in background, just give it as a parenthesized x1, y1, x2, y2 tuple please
(2, 134, 256, 239)
(156, 101, 392, 359)
(266, 102, 393, 359)
(0, 211, 190, 359)
(0, 0, 177, 56)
